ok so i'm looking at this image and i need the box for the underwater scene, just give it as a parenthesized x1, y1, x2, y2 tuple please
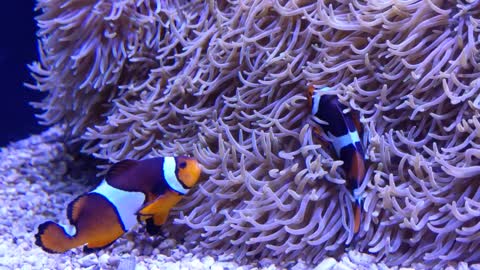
(2, 0, 480, 269)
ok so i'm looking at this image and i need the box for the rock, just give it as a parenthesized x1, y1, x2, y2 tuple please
(291, 260, 308, 270)
(457, 262, 470, 270)
(313, 258, 337, 270)
(78, 254, 98, 268)
(134, 264, 148, 270)
(158, 239, 176, 250)
(142, 245, 153, 256)
(188, 258, 203, 270)
(210, 264, 224, 270)
(201, 256, 215, 267)
(155, 253, 168, 262)
(108, 255, 121, 267)
(19, 200, 29, 210)
(117, 256, 136, 270)
(20, 265, 32, 270)
(348, 250, 375, 266)
(161, 262, 181, 270)
(470, 264, 480, 270)
(98, 253, 110, 267)
(0, 244, 7, 257)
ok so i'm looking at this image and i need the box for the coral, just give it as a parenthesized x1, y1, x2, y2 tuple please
(28, 0, 480, 268)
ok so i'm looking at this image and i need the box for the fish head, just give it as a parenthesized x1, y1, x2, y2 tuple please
(175, 156, 202, 188)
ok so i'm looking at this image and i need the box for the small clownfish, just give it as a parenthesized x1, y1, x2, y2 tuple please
(35, 156, 201, 253)
(307, 85, 366, 234)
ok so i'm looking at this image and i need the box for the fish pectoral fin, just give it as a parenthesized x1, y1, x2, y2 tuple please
(137, 198, 164, 216)
(153, 212, 169, 226)
(137, 191, 183, 216)
(138, 214, 151, 221)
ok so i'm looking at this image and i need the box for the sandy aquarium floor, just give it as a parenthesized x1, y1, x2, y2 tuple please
(0, 127, 440, 270)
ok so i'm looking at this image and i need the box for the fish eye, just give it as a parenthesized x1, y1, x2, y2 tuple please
(179, 162, 187, 169)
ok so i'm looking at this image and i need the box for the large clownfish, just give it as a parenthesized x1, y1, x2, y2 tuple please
(307, 85, 366, 234)
(35, 156, 201, 253)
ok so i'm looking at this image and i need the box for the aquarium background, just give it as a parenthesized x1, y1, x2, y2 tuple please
(0, 0, 45, 146)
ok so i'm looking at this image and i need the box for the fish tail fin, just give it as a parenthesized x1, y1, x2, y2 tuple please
(35, 221, 77, 253)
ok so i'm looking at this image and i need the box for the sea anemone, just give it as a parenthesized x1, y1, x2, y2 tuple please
(28, 0, 480, 268)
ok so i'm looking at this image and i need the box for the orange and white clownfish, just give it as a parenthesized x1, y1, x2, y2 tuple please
(307, 85, 366, 234)
(35, 156, 201, 253)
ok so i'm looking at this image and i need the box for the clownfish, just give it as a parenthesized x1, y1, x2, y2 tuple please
(307, 85, 366, 234)
(35, 156, 201, 253)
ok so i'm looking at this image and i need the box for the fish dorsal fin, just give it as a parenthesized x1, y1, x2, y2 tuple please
(106, 160, 138, 182)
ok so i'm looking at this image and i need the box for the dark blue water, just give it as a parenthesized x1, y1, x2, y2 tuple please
(0, 0, 46, 147)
